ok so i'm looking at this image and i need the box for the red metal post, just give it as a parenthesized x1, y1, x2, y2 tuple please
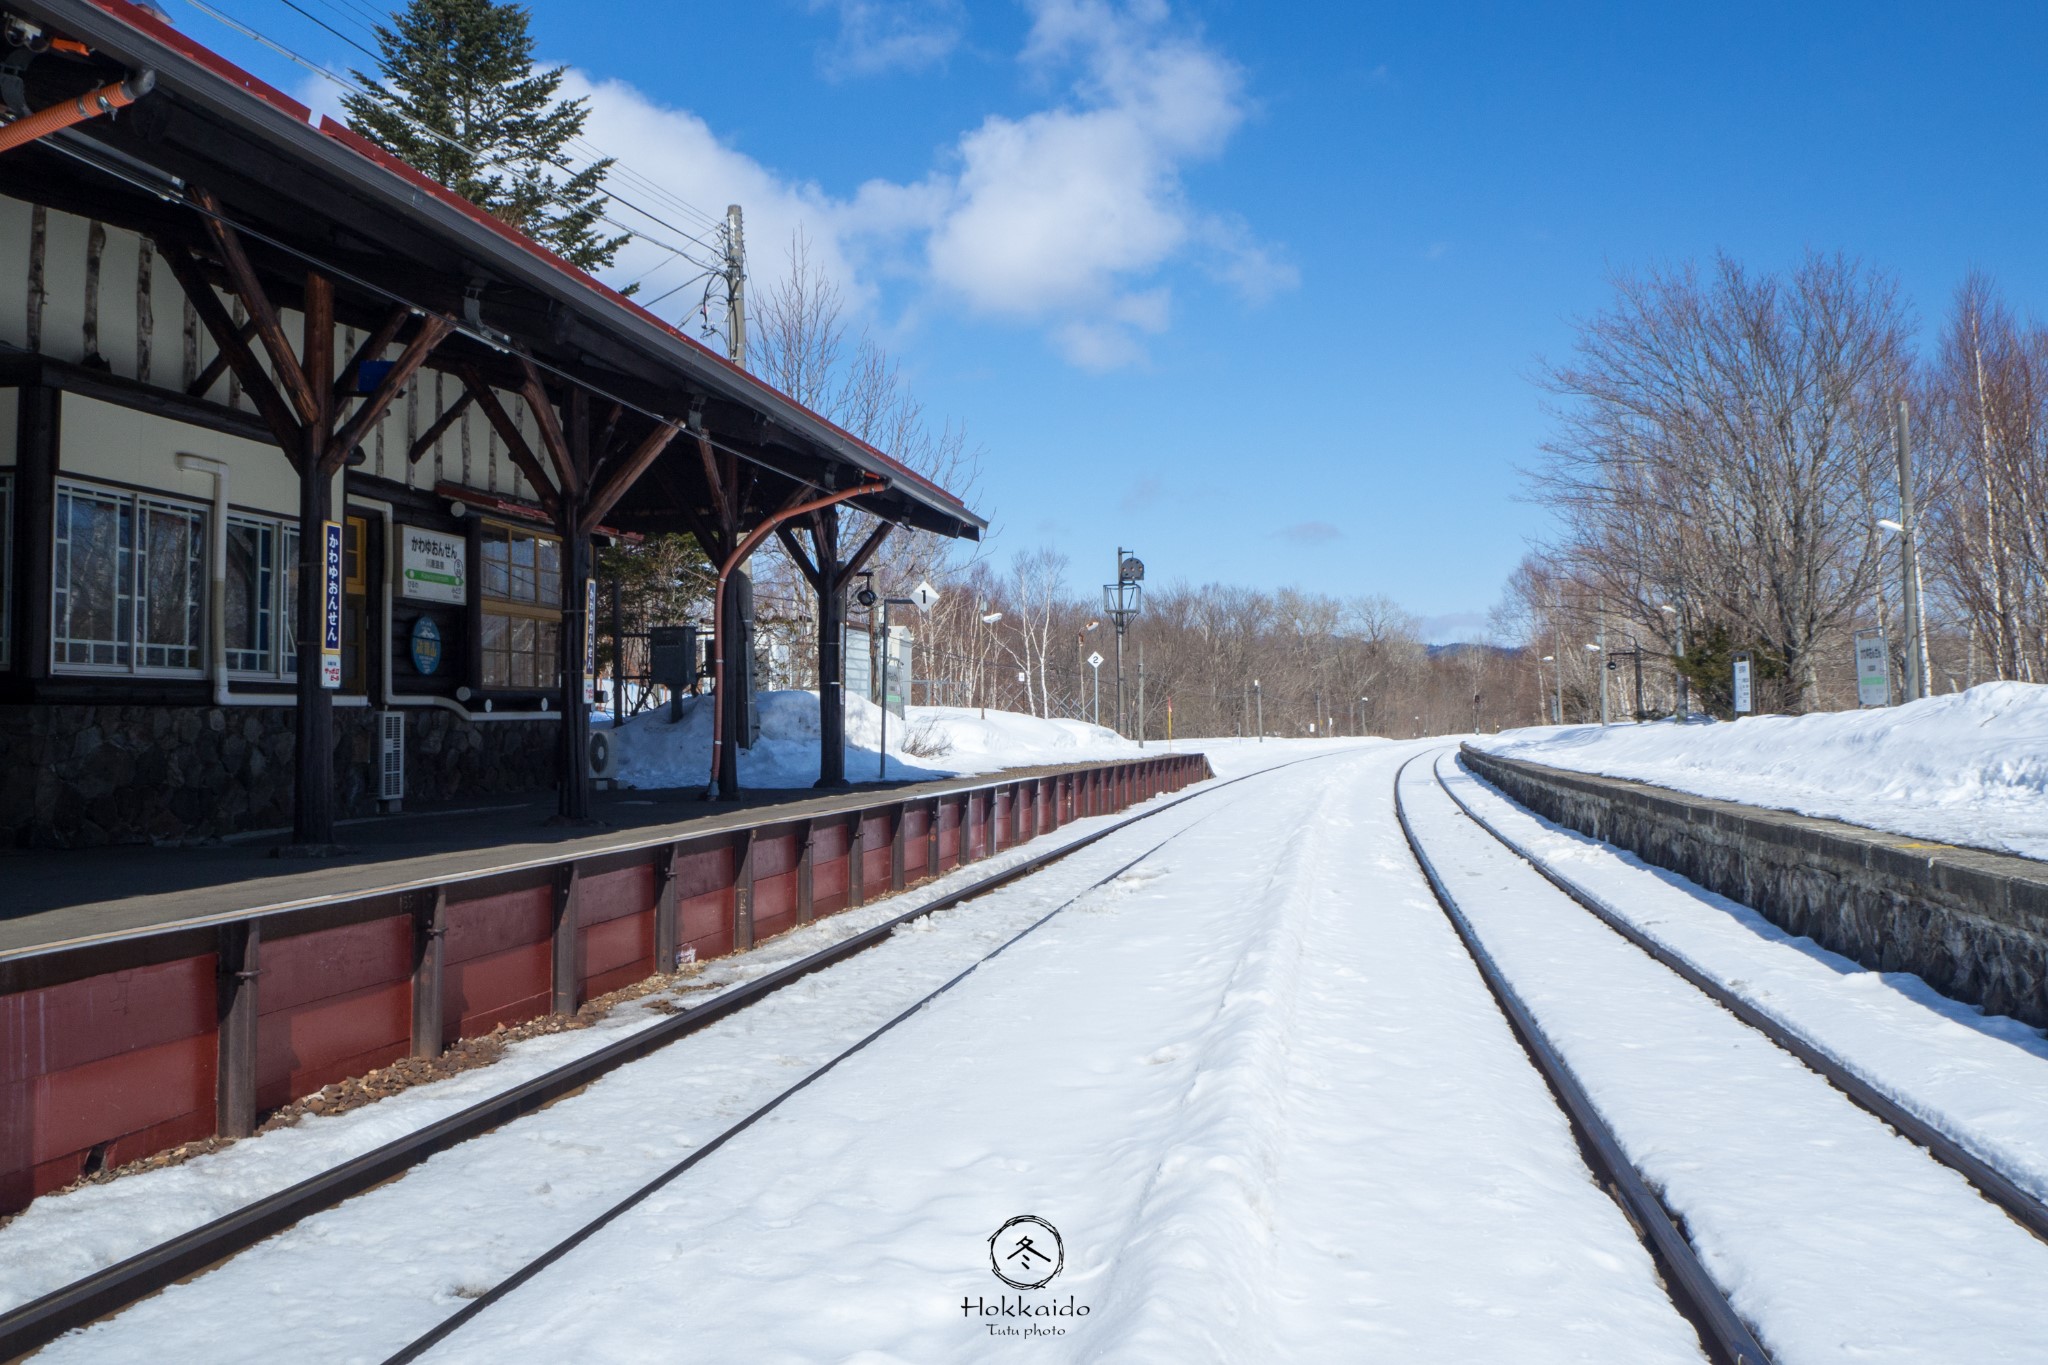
(215, 921, 260, 1138)
(410, 887, 447, 1058)
(552, 863, 583, 1016)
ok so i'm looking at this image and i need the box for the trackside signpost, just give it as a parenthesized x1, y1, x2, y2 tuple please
(1732, 652, 1753, 714)
(1854, 629, 1891, 707)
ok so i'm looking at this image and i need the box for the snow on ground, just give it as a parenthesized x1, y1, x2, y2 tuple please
(1405, 751, 2048, 1364)
(1470, 681, 2048, 859)
(606, 691, 1146, 789)
(1449, 753, 2048, 1208)
(19, 740, 1714, 1364)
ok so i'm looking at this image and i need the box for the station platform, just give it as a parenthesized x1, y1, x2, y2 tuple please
(0, 762, 1138, 962)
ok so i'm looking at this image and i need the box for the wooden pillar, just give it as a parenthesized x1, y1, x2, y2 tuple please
(556, 392, 593, 821)
(733, 829, 756, 950)
(552, 862, 582, 1015)
(797, 819, 816, 923)
(13, 384, 56, 678)
(292, 275, 336, 847)
(655, 842, 681, 972)
(215, 920, 260, 1137)
(890, 802, 907, 892)
(410, 888, 447, 1058)
(813, 511, 849, 788)
(847, 811, 866, 907)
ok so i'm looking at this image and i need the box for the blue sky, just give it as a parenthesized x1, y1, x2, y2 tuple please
(177, 1, 2048, 639)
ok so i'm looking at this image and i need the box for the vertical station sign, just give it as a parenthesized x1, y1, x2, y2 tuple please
(1854, 629, 1891, 707)
(320, 520, 343, 689)
(584, 576, 598, 706)
(1731, 651, 1753, 714)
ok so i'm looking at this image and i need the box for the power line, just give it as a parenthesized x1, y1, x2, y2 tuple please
(178, 0, 734, 293)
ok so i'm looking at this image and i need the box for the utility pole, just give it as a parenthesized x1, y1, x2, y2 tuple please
(723, 204, 747, 366)
(1895, 399, 1929, 701)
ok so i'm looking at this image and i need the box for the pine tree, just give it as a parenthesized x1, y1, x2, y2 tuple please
(343, 0, 628, 273)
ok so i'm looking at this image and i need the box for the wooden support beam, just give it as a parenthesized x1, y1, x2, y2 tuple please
(890, 803, 907, 892)
(733, 829, 756, 951)
(517, 358, 582, 500)
(334, 306, 410, 400)
(460, 367, 559, 513)
(327, 315, 454, 475)
(655, 843, 680, 973)
(695, 431, 731, 532)
(775, 522, 821, 589)
(552, 862, 582, 1017)
(191, 189, 319, 425)
(580, 420, 680, 536)
(797, 820, 816, 925)
(157, 245, 301, 461)
(214, 920, 260, 1138)
(408, 388, 473, 464)
(847, 812, 866, 908)
(843, 520, 893, 579)
(410, 888, 447, 1059)
(186, 317, 256, 397)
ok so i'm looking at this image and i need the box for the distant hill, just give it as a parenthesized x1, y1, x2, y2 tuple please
(1426, 641, 1521, 659)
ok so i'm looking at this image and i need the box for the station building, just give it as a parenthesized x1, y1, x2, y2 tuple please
(0, 0, 982, 847)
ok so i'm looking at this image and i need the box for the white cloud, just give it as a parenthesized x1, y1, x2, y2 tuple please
(811, 0, 966, 78)
(314, 0, 1288, 370)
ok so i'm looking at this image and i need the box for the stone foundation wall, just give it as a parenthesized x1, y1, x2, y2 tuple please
(0, 704, 559, 847)
(1460, 745, 2048, 1029)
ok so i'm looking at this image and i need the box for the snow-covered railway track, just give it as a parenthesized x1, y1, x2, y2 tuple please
(0, 752, 1340, 1363)
(1397, 748, 2048, 1365)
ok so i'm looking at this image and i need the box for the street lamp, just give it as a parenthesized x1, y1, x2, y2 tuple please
(1102, 549, 1144, 736)
(1584, 641, 1606, 726)
(1253, 678, 1263, 743)
(1539, 655, 1556, 724)
(876, 594, 918, 780)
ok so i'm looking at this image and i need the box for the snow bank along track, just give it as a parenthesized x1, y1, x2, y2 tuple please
(0, 752, 1290, 1360)
(1398, 748, 2048, 1365)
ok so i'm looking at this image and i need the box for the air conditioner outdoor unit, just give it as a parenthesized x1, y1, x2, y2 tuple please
(588, 727, 619, 788)
(377, 711, 405, 809)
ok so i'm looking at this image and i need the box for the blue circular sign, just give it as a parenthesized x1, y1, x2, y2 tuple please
(410, 615, 443, 676)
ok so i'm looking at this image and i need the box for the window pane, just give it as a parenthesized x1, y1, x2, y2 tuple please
(508, 531, 536, 603)
(482, 524, 510, 599)
(536, 619, 560, 689)
(225, 521, 274, 673)
(483, 611, 508, 688)
(537, 536, 561, 607)
(509, 615, 535, 688)
(54, 487, 131, 668)
(139, 503, 205, 670)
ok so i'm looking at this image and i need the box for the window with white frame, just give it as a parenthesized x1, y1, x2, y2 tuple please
(53, 480, 206, 674)
(225, 516, 278, 674)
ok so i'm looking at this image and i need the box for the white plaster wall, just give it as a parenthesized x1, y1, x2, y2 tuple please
(60, 393, 332, 516)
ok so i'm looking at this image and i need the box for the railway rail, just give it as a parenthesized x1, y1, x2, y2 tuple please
(1398, 747, 2048, 1365)
(0, 751, 1338, 1363)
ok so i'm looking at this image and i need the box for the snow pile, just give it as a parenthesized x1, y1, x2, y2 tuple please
(1471, 681, 2048, 859)
(604, 690, 1146, 789)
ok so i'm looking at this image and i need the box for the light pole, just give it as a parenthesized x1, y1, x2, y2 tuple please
(1103, 549, 1144, 736)
(1584, 641, 1604, 725)
(1075, 618, 1100, 720)
(1253, 678, 1263, 742)
(978, 609, 1003, 719)
(1659, 603, 1687, 719)
(1539, 655, 1555, 724)
(876, 594, 916, 780)
(1888, 397, 1931, 701)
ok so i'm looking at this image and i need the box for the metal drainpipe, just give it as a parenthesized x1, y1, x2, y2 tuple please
(705, 479, 886, 799)
(175, 453, 283, 708)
